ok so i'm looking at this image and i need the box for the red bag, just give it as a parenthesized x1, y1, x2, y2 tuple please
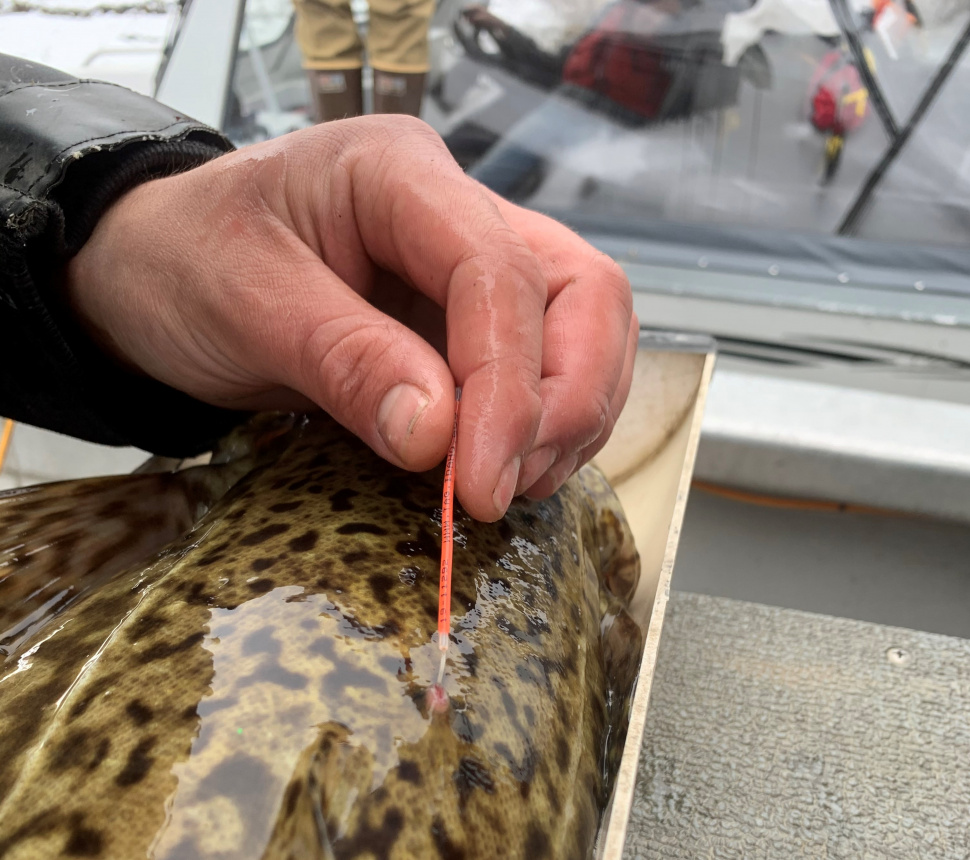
(809, 51, 869, 135)
(562, 1, 673, 122)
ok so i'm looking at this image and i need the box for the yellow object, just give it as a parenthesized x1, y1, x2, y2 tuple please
(0, 419, 13, 475)
(825, 133, 844, 162)
(842, 87, 868, 117)
(293, 0, 435, 72)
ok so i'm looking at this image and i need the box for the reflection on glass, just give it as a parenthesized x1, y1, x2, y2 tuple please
(226, 0, 970, 247)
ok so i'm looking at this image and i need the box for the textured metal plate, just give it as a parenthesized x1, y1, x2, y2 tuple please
(625, 592, 970, 858)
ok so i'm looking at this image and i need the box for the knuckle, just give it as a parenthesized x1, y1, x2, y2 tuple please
(591, 252, 633, 313)
(569, 389, 612, 449)
(305, 319, 396, 410)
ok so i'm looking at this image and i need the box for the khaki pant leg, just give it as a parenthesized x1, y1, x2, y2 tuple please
(366, 0, 435, 73)
(293, 0, 364, 69)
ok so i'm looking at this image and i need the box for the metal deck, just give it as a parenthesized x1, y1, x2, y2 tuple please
(624, 592, 970, 858)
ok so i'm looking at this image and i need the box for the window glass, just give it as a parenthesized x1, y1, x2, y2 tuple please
(853, 45, 970, 245)
(226, 0, 970, 248)
(226, 0, 313, 145)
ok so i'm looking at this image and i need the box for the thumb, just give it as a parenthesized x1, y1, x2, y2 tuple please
(288, 280, 456, 472)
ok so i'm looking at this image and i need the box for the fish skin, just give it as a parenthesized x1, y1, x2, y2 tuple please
(0, 414, 293, 661)
(0, 416, 640, 860)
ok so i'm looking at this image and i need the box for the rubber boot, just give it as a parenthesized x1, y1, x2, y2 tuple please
(372, 71, 426, 117)
(307, 68, 363, 123)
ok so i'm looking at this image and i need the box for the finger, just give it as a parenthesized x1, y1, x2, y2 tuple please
(524, 313, 639, 498)
(485, 201, 634, 495)
(329, 118, 548, 521)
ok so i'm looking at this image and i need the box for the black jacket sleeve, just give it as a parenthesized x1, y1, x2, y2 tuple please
(0, 54, 246, 457)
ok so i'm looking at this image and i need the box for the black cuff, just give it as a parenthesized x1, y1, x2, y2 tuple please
(0, 54, 245, 456)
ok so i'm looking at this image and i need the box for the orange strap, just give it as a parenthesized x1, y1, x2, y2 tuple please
(437, 389, 461, 652)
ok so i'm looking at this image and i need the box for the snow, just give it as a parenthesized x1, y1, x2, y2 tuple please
(0, 2, 175, 95)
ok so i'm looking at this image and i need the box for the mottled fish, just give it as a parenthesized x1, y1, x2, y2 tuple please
(0, 414, 641, 860)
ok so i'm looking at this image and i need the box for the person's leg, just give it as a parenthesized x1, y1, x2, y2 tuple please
(293, 0, 364, 120)
(367, 0, 435, 116)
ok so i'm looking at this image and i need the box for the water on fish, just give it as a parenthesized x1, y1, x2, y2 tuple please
(0, 415, 641, 860)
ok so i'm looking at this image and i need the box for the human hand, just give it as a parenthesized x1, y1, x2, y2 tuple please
(65, 117, 637, 522)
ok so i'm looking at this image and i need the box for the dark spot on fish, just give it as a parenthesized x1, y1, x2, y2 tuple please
(67, 675, 119, 718)
(496, 616, 523, 641)
(519, 780, 531, 800)
(488, 577, 511, 596)
(463, 650, 479, 678)
(288, 478, 310, 491)
(288, 530, 319, 553)
(329, 488, 358, 511)
(126, 613, 166, 643)
(523, 705, 536, 727)
(336, 522, 388, 536)
(309, 637, 335, 659)
(248, 578, 274, 594)
(545, 778, 562, 814)
(562, 648, 578, 676)
(307, 484, 324, 494)
(378, 618, 401, 637)
(452, 756, 496, 811)
(308, 452, 331, 469)
(115, 737, 156, 786)
(397, 760, 422, 785)
(336, 806, 405, 860)
(137, 631, 205, 663)
(368, 572, 396, 605)
(50, 730, 92, 772)
(270, 477, 289, 490)
(321, 665, 388, 697)
(430, 815, 464, 860)
(497, 519, 513, 543)
(239, 523, 290, 546)
(250, 557, 275, 572)
(181, 705, 198, 721)
(496, 740, 538, 786)
(524, 823, 551, 859)
(238, 661, 307, 690)
(125, 700, 153, 726)
(197, 754, 274, 812)
(242, 627, 281, 657)
(269, 501, 303, 513)
(555, 735, 570, 771)
(65, 820, 103, 856)
(500, 689, 517, 720)
(451, 711, 484, 744)
(395, 526, 439, 560)
(283, 779, 302, 817)
(184, 581, 215, 605)
(525, 613, 551, 637)
(342, 550, 371, 565)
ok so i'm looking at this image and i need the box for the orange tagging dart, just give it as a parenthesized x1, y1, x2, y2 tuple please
(436, 388, 461, 686)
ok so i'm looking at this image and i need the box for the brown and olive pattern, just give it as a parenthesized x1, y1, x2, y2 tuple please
(0, 416, 640, 860)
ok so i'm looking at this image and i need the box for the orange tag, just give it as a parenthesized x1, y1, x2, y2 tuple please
(437, 389, 461, 655)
